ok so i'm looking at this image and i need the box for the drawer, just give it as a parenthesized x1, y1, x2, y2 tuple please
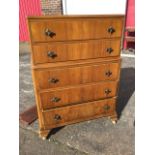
(32, 39, 121, 64)
(29, 17, 124, 42)
(40, 81, 118, 110)
(42, 97, 116, 128)
(34, 61, 120, 89)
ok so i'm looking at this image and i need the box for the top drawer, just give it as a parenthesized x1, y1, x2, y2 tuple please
(28, 16, 124, 42)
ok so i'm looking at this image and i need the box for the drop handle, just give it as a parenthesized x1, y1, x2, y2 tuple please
(45, 28, 56, 37)
(48, 78, 59, 84)
(105, 71, 112, 77)
(47, 51, 57, 59)
(104, 89, 112, 94)
(51, 97, 61, 103)
(108, 27, 115, 34)
(54, 114, 61, 121)
(103, 104, 110, 111)
(106, 48, 113, 54)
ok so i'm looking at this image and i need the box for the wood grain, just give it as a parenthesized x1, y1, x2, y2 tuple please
(40, 81, 118, 110)
(32, 57, 120, 69)
(29, 17, 124, 42)
(32, 39, 121, 64)
(42, 97, 117, 129)
(34, 61, 120, 89)
(28, 15, 124, 19)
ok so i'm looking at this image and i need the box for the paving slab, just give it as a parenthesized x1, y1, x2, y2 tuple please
(19, 49, 135, 155)
(20, 127, 87, 155)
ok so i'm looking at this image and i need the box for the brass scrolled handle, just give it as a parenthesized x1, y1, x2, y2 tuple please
(104, 89, 112, 94)
(106, 48, 113, 54)
(108, 27, 115, 34)
(45, 28, 56, 37)
(51, 97, 61, 103)
(54, 114, 61, 120)
(49, 78, 59, 84)
(47, 51, 57, 59)
(105, 71, 112, 77)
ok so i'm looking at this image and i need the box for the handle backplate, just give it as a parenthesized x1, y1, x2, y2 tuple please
(103, 104, 110, 111)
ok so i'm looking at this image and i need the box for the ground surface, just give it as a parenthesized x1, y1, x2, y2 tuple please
(19, 43, 135, 155)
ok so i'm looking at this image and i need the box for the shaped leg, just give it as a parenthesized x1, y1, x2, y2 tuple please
(39, 129, 50, 140)
(110, 113, 118, 124)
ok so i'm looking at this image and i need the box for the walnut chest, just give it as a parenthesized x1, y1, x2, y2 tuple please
(27, 15, 124, 139)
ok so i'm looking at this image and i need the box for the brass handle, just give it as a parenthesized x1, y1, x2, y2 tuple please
(108, 27, 115, 34)
(105, 71, 112, 77)
(103, 104, 110, 111)
(45, 28, 56, 37)
(105, 89, 112, 94)
(51, 97, 61, 102)
(54, 114, 61, 120)
(47, 51, 57, 59)
(49, 78, 59, 84)
(106, 48, 113, 54)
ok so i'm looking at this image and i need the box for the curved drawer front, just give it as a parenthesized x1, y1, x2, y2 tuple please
(29, 17, 124, 42)
(40, 81, 118, 110)
(33, 39, 121, 64)
(42, 98, 116, 128)
(34, 61, 120, 89)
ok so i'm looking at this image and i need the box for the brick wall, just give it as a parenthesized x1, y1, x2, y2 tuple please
(41, 0, 62, 15)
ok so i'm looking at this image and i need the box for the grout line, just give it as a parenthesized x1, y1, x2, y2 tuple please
(121, 53, 135, 58)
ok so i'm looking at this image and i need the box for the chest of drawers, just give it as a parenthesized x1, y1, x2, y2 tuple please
(27, 15, 124, 139)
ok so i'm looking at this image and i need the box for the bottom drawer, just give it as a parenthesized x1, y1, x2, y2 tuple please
(42, 97, 116, 129)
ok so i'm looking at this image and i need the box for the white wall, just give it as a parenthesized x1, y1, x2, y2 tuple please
(62, 0, 127, 15)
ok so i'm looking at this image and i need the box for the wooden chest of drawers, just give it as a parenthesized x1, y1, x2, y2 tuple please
(27, 15, 124, 139)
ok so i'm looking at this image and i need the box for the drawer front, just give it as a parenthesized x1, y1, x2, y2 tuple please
(33, 39, 121, 64)
(42, 98, 116, 128)
(34, 61, 120, 89)
(40, 81, 118, 110)
(29, 18, 124, 42)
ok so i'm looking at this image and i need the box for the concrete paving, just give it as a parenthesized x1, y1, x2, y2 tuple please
(20, 128, 87, 155)
(19, 43, 135, 155)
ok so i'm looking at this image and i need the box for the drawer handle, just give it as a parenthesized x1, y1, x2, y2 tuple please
(47, 51, 57, 59)
(54, 114, 61, 120)
(108, 27, 115, 34)
(106, 48, 113, 54)
(105, 71, 112, 77)
(105, 89, 112, 94)
(49, 78, 59, 84)
(45, 28, 56, 37)
(103, 104, 110, 111)
(51, 97, 61, 102)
